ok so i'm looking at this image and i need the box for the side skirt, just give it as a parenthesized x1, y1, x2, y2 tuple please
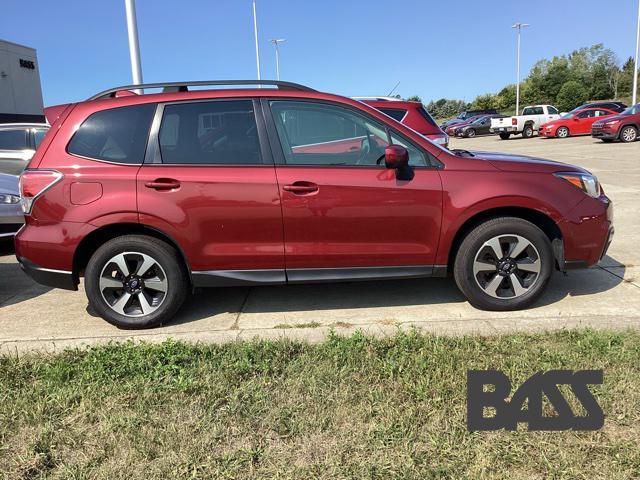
(191, 265, 448, 288)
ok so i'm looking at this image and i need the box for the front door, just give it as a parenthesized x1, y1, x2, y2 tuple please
(136, 99, 285, 280)
(265, 99, 443, 277)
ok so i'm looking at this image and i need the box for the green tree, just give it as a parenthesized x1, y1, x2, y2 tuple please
(406, 95, 422, 102)
(470, 93, 498, 110)
(556, 81, 589, 111)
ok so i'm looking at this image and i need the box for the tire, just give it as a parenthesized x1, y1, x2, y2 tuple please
(522, 124, 534, 138)
(453, 217, 553, 311)
(499, 132, 511, 140)
(466, 128, 476, 138)
(85, 235, 189, 329)
(556, 127, 570, 138)
(619, 125, 637, 143)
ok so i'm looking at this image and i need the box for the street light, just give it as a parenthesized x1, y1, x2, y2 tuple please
(512, 22, 530, 115)
(124, 0, 143, 93)
(252, 0, 261, 83)
(269, 39, 286, 80)
(633, 0, 640, 105)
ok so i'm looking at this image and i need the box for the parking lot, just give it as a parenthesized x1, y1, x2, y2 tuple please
(1, 134, 639, 353)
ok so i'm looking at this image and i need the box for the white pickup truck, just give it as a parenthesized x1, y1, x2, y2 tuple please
(490, 105, 561, 140)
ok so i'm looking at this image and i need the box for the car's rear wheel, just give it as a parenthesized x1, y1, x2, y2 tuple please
(620, 126, 637, 143)
(453, 217, 553, 311)
(85, 235, 188, 329)
(466, 128, 476, 138)
(522, 124, 534, 138)
(499, 132, 511, 140)
(556, 126, 570, 138)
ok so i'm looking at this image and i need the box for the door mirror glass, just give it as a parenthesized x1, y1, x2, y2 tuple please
(384, 145, 408, 169)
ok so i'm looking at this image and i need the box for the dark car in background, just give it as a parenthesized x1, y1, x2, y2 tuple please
(0, 123, 49, 175)
(569, 101, 627, 114)
(440, 108, 499, 130)
(592, 103, 640, 142)
(454, 114, 506, 138)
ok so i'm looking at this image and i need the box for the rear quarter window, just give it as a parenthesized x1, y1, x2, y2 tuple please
(378, 108, 408, 122)
(67, 104, 156, 164)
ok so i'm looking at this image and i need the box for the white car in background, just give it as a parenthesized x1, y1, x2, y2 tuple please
(0, 123, 49, 175)
(490, 105, 560, 140)
(0, 173, 23, 239)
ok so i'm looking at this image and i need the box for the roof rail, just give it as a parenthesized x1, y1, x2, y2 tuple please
(88, 80, 316, 101)
(352, 96, 404, 102)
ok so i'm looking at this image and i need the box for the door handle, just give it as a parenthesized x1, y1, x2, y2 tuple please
(145, 178, 181, 190)
(283, 182, 319, 195)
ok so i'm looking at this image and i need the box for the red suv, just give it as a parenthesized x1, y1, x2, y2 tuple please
(591, 103, 640, 143)
(16, 80, 613, 329)
(356, 97, 449, 148)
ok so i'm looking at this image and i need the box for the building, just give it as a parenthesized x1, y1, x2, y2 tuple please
(0, 40, 45, 124)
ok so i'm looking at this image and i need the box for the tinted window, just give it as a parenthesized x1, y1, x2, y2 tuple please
(34, 129, 48, 148)
(158, 100, 261, 165)
(0, 130, 28, 150)
(577, 110, 595, 118)
(378, 108, 407, 122)
(548, 106, 559, 115)
(270, 101, 390, 166)
(522, 107, 544, 115)
(68, 104, 155, 164)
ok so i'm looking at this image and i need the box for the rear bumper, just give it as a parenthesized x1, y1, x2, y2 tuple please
(17, 256, 77, 290)
(490, 126, 517, 133)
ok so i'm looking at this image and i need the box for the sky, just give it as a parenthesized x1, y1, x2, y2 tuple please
(1, 0, 638, 106)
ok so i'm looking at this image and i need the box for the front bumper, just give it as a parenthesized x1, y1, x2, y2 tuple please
(591, 127, 618, 140)
(17, 256, 77, 290)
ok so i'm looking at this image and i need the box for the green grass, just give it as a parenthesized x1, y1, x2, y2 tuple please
(1, 329, 639, 479)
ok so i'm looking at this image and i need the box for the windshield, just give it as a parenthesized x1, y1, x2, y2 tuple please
(560, 112, 575, 119)
(621, 104, 640, 116)
(471, 116, 488, 124)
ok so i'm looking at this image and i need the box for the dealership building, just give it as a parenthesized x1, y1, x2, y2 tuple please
(0, 40, 45, 124)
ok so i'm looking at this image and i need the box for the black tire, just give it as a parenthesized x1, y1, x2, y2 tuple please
(522, 124, 534, 138)
(85, 235, 189, 329)
(556, 126, 570, 138)
(466, 128, 476, 138)
(619, 125, 638, 143)
(453, 217, 553, 311)
(499, 132, 511, 140)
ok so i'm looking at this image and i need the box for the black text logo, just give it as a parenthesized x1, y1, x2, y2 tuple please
(19, 59, 35, 70)
(467, 370, 604, 431)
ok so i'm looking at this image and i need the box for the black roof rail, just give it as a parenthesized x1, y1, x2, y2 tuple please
(88, 80, 316, 101)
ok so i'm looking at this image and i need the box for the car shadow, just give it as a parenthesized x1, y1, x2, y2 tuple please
(0, 240, 53, 308)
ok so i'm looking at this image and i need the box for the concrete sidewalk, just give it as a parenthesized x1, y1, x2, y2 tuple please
(1, 135, 639, 353)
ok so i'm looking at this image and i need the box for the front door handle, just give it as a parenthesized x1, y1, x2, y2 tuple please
(283, 181, 319, 195)
(145, 178, 181, 190)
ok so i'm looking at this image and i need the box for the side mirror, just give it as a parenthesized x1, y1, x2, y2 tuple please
(384, 145, 413, 181)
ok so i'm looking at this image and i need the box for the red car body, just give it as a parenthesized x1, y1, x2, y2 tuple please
(591, 104, 640, 142)
(14, 82, 614, 323)
(539, 108, 617, 138)
(361, 99, 449, 148)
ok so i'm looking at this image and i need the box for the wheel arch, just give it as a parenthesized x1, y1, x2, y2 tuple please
(446, 206, 563, 272)
(73, 223, 193, 285)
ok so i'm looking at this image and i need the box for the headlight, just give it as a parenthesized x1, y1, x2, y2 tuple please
(604, 120, 620, 126)
(0, 194, 21, 204)
(554, 172, 601, 198)
(431, 135, 449, 146)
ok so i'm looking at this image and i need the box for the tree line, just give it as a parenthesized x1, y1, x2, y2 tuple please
(409, 44, 638, 119)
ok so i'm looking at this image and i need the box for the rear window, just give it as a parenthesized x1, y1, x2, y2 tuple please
(378, 108, 407, 122)
(0, 130, 28, 150)
(67, 104, 155, 164)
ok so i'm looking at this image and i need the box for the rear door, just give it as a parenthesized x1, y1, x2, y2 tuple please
(136, 99, 285, 278)
(264, 99, 443, 277)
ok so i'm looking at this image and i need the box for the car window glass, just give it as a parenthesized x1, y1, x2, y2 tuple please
(270, 101, 390, 166)
(158, 100, 261, 165)
(68, 104, 155, 164)
(378, 108, 407, 122)
(389, 133, 427, 167)
(34, 129, 47, 148)
(548, 106, 559, 115)
(0, 130, 28, 150)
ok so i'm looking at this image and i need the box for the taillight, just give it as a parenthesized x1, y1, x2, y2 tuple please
(19, 169, 63, 215)
(512, 118, 518, 126)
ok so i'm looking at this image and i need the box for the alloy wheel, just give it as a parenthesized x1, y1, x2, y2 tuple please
(99, 252, 168, 317)
(557, 127, 569, 138)
(472, 234, 541, 299)
(621, 127, 637, 142)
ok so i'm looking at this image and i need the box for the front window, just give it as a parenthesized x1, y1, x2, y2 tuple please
(547, 106, 559, 115)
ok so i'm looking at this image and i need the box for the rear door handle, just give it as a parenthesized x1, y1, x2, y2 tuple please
(145, 178, 181, 190)
(283, 181, 319, 195)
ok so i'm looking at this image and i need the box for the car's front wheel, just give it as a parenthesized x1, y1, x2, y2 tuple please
(85, 235, 189, 329)
(556, 126, 570, 138)
(620, 126, 638, 143)
(453, 217, 553, 311)
(466, 128, 476, 138)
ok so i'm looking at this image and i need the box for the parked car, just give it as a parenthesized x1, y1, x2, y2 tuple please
(568, 101, 627, 114)
(592, 104, 640, 143)
(490, 105, 561, 140)
(0, 173, 23, 239)
(539, 108, 617, 138)
(357, 97, 449, 148)
(444, 115, 486, 136)
(15, 80, 613, 328)
(440, 109, 498, 130)
(0, 123, 49, 175)
(454, 114, 506, 138)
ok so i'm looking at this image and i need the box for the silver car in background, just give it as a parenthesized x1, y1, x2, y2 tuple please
(0, 123, 49, 175)
(0, 173, 23, 238)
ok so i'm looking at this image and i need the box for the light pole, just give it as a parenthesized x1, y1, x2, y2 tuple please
(633, 0, 640, 105)
(252, 0, 261, 83)
(124, 0, 143, 93)
(269, 39, 286, 80)
(512, 23, 530, 115)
